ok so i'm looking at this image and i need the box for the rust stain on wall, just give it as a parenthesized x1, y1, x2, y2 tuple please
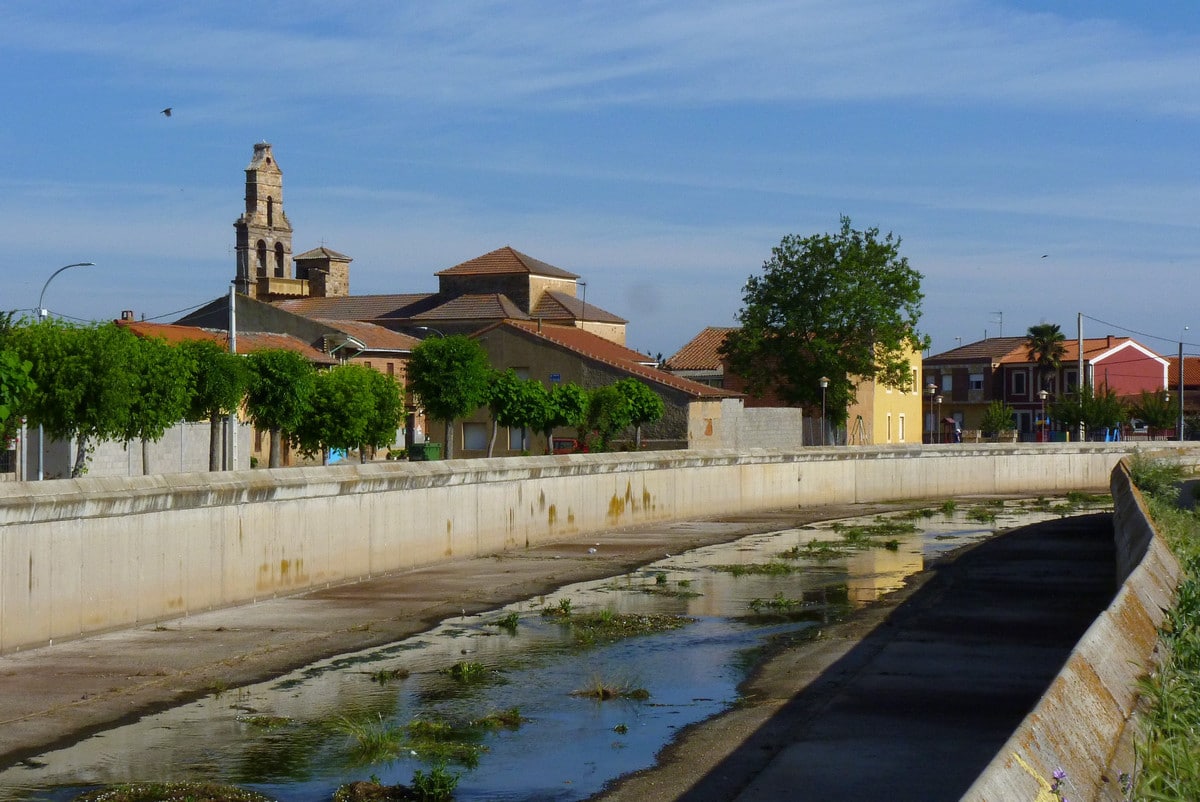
(445, 519, 453, 557)
(538, 490, 546, 511)
(608, 494, 625, 522)
(548, 504, 558, 526)
(166, 596, 184, 610)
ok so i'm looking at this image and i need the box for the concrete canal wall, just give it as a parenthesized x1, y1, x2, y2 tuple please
(963, 454, 1195, 802)
(0, 443, 1146, 654)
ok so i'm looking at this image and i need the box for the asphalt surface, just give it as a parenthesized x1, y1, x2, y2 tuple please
(0, 505, 1116, 802)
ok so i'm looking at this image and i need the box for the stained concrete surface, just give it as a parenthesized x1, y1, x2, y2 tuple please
(0, 506, 1116, 802)
(598, 513, 1116, 802)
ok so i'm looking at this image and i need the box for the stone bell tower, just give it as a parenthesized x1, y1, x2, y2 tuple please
(233, 143, 295, 299)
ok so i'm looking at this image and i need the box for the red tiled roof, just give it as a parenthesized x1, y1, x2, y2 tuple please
(274, 293, 434, 320)
(928, 335, 1158, 366)
(314, 319, 419, 352)
(664, 327, 738, 371)
(294, 246, 352, 261)
(116, 320, 338, 364)
(436, 246, 579, 279)
(1168, 356, 1200, 387)
(412, 293, 530, 321)
(488, 320, 739, 399)
(532, 290, 626, 325)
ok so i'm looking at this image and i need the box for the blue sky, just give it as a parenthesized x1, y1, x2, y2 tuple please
(2, 1, 1198, 360)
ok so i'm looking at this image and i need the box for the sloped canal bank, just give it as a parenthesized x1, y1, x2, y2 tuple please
(0, 497, 1110, 802)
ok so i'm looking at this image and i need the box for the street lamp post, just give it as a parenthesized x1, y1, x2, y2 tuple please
(818, 376, 829, 446)
(1038, 389, 1049, 442)
(1180, 326, 1189, 443)
(35, 261, 95, 480)
(414, 326, 445, 339)
(935, 394, 943, 443)
(925, 383, 936, 444)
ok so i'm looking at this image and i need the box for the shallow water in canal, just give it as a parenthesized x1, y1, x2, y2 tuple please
(0, 498, 1108, 802)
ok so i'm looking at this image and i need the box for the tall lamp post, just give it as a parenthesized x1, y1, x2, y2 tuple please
(35, 261, 95, 480)
(1180, 326, 1189, 443)
(935, 394, 943, 443)
(818, 376, 829, 446)
(925, 382, 936, 444)
(1038, 389, 1049, 443)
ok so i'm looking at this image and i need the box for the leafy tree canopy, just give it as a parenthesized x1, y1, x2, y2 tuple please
(1130, 390, 1176, 431)
(585, 384, 633, 451)
(0, 349, 34, 427)
(406, 335, 491, 458)
(613, 377, 664, 448)
(980, 400, 1017, 435)
(720, 216, 925, 424)
(1050, 385, 1126, 435)
(245, 349, 317, 467)
(179, 339, 249, 422)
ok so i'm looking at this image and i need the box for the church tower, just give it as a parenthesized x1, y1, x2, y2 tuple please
(234, 143, 294, 299)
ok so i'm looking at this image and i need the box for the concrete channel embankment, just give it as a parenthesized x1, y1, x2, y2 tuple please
(0, 444, 1138, 654)
(961, 455, 1190, 801)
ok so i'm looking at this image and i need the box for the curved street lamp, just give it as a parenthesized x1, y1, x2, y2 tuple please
(35, 262, 95, 480)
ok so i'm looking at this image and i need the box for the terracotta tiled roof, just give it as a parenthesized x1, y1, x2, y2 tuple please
(489, 320, 739, 399)
(1168, 356, 1200, 387)
(412, 293, 530, 321)
(115, 320, 338, 364)
(274, 293, 435, 320)
(436, 246, 579, 279)
(927, 335, 1154, 366)
(664, 327, 738, 371)
(295, 246, 352, 261)
(314, 319, 419, 352)
(925, 337, 1028, 364)
(532, 290, 627, 325)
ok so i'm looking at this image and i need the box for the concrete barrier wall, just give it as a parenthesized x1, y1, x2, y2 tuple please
(962, 452, 1198, 802)
(0, 443, 1146, 654)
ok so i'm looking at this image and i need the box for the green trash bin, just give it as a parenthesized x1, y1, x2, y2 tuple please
(423, 442, 442, 460)
(408, 442, 427, 461)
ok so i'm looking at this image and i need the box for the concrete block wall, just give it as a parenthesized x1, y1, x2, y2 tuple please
(962, 452, 1200, 802)
(0, 443, 1154, 654)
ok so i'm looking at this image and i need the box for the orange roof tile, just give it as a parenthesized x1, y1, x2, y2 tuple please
(412, 293, 530, 321)
(533, 290, 626, 325)
(116, 320, 337, 364)
(274, 293, 435, 320)
(436, 246, 579, 279)
(490, 320, 739, 399)
(1168, 356, 1200, 387)
(664, 327, 738, 370)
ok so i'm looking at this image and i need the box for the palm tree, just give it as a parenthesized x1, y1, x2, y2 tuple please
(1025, 323, 1067, 393)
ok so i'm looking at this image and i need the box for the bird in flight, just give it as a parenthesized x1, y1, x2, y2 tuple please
(161, 107, 172, 117)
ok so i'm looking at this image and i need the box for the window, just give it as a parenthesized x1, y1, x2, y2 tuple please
(886, 413, 892, 443)
(911, 368, 918, 393)
(386, 363, 395, 377)
(1064, 370, 1078, 393)
(969, 373, 984, 391)
(256, 240, 268, 277)
(898, 414, 906, 443)
(508, 427, 528, 452)
(941, 374, 952, 392)
(1011, 370, 1027, 397)
(274, 243, 285, 277)
(463, 422, 488, 451)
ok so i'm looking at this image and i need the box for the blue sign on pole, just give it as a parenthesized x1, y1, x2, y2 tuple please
(550, 373, 561, 383)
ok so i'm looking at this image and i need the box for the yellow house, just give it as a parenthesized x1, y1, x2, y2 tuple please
(843, 341, 924, 445)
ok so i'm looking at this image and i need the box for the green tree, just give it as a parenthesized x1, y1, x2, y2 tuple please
(528, 382, 589, 453)
(1129, 389, 1176, 433)
(613, 377, 664, 449)
(485, 370, 544, 457)
(293, 364, 377, 463)
(360, 369, 404, 461)
(0, 350, 35, 429)
(584, 384, 633, 452)
(1051, 385, 1126, 440)
(979, 400, 1017, 437)
(179, 339, 250, 471)
(406, 336, 491, 459)
(123, 336, 196, 475)
(7, 321, 145, 477)
(244, 349, 317, 468)
(719, 217, 925, 425)
(1025, 323, 1067, 394)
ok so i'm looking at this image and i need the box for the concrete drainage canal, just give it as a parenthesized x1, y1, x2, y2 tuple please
(0, 497, 1110, 802)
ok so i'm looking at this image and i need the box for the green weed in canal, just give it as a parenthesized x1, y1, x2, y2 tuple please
(410, 763, 460, 801)
(572, 675, 651, 701)
(713, 561, 797, 576)
(441, 661, 492, 683)
(568, 610, 693, 646)
(368, 668, 410, 685)
(72, 782, 277, 802)
(494, 611, 520, 634)
(940, 499, 957, 516)
(748, 593, 805, 612)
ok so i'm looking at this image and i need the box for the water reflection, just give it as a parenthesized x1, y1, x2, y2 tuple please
(0, 500, 1104, 802)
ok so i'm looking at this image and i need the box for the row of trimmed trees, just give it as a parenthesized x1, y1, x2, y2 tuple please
(0, 320, 667, 476)
(407, 335, 665, 458)
(0, 320, 403, 476)
(981, 388, 1182, 440)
